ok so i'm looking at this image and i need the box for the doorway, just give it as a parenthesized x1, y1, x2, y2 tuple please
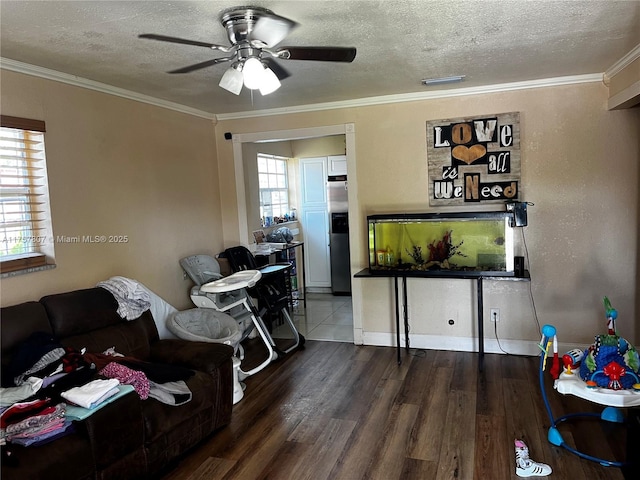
(273, 292, 353, 342)
(231, 124, 361, 344)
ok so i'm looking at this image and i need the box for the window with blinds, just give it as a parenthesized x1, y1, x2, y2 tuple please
(0, 115, 54, 274)
(257, 153, 289, 226)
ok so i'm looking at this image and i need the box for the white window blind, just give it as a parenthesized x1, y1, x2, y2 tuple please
(257, 153, 289, 225)
(0, 116, 53, 273)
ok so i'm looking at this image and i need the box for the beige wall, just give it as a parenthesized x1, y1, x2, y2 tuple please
(291, 135, 346, 158)
(216, 82, 640, 347)
(1, 70, 222, 310)
(3, 69, 638, 350)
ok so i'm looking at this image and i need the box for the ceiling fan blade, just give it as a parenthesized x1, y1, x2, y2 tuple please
(139, 33, 225, 50)
(250, 13, 298, 47)
(278, 46, 357, 63)
(263, 58, 291, 80)
(168, 57, 231, 74)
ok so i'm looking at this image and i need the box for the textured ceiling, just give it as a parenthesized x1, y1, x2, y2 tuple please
(1, 1, 639, 116)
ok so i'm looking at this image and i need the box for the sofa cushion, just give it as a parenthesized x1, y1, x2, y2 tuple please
(141, 369, 224, 476)
(141, 370, 216, 443)
(150, 339, 234, 374)
(79, 387, 144, 471)
(0, 302, 53, 387)
(41, 288, 122, 338)
(150, 339, 234, 430)
(1, 431, 95, 480)
(41, 287, 159, 359)
(1, 301, 52, 356)
(60, 313, 157, 361)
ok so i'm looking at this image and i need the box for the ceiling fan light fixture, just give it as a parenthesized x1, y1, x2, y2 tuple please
(421, 75, 466, 86)
(219, 64, 244, 95)
(259, 66, 281, 95)
(140, 6, 357, 98)
(242, 57, 265, 90)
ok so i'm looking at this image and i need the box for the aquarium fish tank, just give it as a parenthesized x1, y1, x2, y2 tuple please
(367, 211, 514, 274)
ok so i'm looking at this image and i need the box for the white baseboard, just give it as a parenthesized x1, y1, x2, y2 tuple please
(360, 331, 589, 357)
(306, 287, 332, 294)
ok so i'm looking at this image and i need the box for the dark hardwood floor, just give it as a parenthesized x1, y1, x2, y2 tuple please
(161, 340, 632, 480)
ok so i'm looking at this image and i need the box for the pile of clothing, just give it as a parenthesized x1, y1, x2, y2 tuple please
(1, 332, 89, 448)
(85, 350, 194, 406)
(1, 331, 194, 450)
(1, 399, 72, 447)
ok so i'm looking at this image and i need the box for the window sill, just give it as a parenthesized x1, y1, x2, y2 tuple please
(1, 263, 56, 278)
(1, 253, 56, 278)
(262, 220, 299, 229)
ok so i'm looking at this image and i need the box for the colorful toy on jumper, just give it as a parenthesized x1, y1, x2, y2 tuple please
(579, 297, 640, 390)
(539, 325, 562, 379)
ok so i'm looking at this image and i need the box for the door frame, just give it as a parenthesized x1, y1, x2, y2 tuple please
(230, 123, 363, 344)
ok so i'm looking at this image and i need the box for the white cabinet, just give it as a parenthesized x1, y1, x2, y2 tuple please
(328, 155, 347, 175)
(300, 158, 331, 288)
(301, 208, 331, 287)
(300, 158, 327, 207)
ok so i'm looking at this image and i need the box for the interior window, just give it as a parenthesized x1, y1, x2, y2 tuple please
(257, 153, 289, 226)
(0, 115, 55, 274)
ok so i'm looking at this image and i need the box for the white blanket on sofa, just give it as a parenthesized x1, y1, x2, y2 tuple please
(97, 276, 177, 340)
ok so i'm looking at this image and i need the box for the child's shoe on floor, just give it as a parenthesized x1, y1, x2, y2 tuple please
(515, 439, 552, 477)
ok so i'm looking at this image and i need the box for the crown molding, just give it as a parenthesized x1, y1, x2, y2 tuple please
(608, 79, 640, 110)
(0, 58, 216, 121)
(216, 73, 604, 120)
(2, 57, 603, 122)
(604, 43, 640, 82)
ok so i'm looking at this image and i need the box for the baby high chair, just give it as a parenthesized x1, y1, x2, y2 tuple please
(179, 255, 300, 381)
(223, 245, 302, 344)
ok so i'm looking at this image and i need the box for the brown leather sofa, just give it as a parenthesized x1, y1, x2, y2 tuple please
(1, 287, 234, 480)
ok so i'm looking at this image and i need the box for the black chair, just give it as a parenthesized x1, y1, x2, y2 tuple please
(224, 246, 304, 353)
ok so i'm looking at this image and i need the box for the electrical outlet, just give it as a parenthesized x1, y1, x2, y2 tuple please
(490, 308, 500, 322)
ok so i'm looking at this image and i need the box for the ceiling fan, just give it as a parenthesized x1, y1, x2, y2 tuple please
(139, 6, 357, 96)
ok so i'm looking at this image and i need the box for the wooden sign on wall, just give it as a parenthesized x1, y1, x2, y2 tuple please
(426, 112, 521, 206)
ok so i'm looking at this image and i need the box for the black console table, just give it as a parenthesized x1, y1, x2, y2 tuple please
(354, 268, 531, 368)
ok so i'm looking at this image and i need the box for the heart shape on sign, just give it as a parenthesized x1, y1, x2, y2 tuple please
(452, 144, 486, 164)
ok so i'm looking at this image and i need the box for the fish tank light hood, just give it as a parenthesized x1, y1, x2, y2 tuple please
(367, 209, 522, 275)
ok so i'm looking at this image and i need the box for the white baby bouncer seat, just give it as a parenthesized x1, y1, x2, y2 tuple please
(169, 308, 241, 347)
(179, 254, 303, 383)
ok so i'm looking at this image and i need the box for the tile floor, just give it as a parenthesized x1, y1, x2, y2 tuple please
(273, 292, 354, 343)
